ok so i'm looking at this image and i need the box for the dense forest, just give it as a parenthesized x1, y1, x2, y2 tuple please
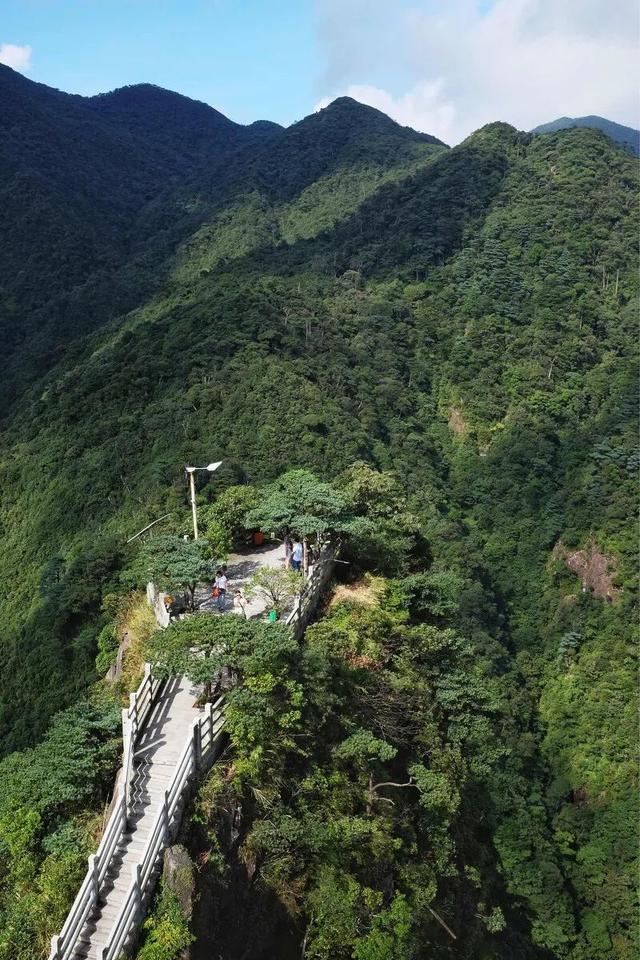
(0, 64, 637, 960)
(530, 116, 639, 156)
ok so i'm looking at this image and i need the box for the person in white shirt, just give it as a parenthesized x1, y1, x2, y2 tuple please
(291, 540, 303, 573)
(233, 589, 247, 618)
(213, 569, 228, 611)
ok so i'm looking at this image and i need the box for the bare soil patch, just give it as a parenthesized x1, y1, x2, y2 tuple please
(329, 577, 383, 608)
(448, 406, 468, 438)
(554, 540, 620, 602)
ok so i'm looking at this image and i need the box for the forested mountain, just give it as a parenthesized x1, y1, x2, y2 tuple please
(0, 65, 637, 960)
(531, 115, 639, 155)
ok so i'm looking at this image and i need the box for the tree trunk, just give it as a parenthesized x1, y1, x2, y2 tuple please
(366, 773, 373, 816)
(187, 583, 196, 611)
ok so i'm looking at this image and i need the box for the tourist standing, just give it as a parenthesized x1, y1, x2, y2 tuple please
(213, 569, 228, 611)
(291, 540, 303, 573)
(233, 589, 247, 618)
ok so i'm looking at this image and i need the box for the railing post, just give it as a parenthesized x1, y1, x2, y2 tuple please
(50, 934, 62, 960)
(89, 853, 99, 903)
(121, 706, 128, 739)
(144, 661, 152, 703)
(193, 719, 201, 771)
(163, 789, 170, 842)
(122, 709, 131, 812)
(132, 863, 142, 923)
(203, 701, 212, 761)
(129, 692, 137, 737)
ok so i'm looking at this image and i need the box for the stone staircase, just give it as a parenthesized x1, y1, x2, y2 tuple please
(72, 675, 203, 960)
(50, 540, 335, 960)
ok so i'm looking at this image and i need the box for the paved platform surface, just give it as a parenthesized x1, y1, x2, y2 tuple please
(194, 540, 288, 619)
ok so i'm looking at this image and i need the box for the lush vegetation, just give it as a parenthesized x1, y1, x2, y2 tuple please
(531, 116, 639, 156)
(0, 65, 637, 959)
(0, 698, 122, 960)
(184, 584, 523, 958)
(135, 882, 193, 960)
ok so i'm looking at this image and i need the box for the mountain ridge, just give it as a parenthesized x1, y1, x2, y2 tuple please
(531, 113, 639, 154)
(0, 64, 637, 960)
(0, 66, 447, 409)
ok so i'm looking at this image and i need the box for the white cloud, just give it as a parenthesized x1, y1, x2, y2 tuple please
(314, 0, 639, 143)
(0, 43, 32, 72)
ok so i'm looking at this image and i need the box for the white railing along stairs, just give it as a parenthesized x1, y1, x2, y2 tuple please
(49, 666, 225, 960)
(50, 540, 335, 960)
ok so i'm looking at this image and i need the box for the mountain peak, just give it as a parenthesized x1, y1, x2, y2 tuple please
(319, 95, 374, 113)
(88, 82, 237, 130)
(531, 115, 639, 155)
(461, 121, 523, 149)
(246, 119, 284, 141)
(310, 96, 447, 147)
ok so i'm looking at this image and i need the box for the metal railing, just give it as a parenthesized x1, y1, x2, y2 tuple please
(49, 664, 162, 960)
(49, 542, 333, 960)
(99, 697, 225, 960)
(286, 543, 337, 638)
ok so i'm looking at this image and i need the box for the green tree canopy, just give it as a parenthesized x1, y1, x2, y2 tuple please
(147, 614, 301, 778)
(128, 535, 217, 611)
(199, 484, 258, 547)
(246, 469, 348, 540)
(337, 463, 423, 574)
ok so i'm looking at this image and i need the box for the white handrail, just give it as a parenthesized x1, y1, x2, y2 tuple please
(49, 538, 336, 960)
(121, 665, 155, 812)
(286, 543, 336, 632)
(48, 664, 162, 960)
(100, 705, 225, 960)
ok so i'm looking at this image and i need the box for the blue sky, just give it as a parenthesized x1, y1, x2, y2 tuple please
(1, 1, 322, 125)
(1, 0, 638, 143)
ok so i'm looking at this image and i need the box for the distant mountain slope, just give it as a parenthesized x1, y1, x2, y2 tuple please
(0, 67, 260, 375)
(0, 68, 443, 406)
(532, 114, 639, 154)
(250, 97, 446, 198)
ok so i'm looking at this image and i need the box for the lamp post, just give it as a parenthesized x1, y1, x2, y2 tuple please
(185, 462, 223, 540)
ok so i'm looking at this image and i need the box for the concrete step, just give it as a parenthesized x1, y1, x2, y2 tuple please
(111, 843, 149, 865)
(101, 873, 135, 898)
(127, 813, 155, 830)
(135, 748, 185, 761)
(105, 855, 142, 879)
(134, 768, 175, 783)
(114, 832, 149, 851)
(130, 797, 163, 814)
(133, 776, 177, 792)
(131, 794, 171, 808)
(75, 939, 108, 959)
(94, 904, 121, 928)
(122, 830, 152, 847)
(134, 783, 174, 797)
(117, 835, 151, 855)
